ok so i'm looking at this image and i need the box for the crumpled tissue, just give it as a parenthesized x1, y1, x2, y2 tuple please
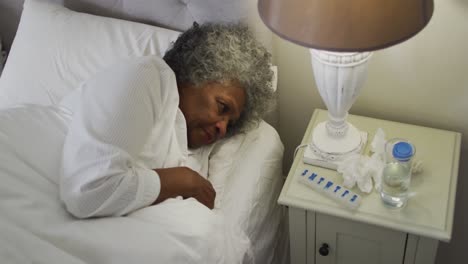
(337, 128, 387, 193)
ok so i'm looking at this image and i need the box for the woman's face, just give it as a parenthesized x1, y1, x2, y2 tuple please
(178, 81, 246, 149)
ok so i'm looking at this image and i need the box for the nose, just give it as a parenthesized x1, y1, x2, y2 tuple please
(214, 118, 228, 139)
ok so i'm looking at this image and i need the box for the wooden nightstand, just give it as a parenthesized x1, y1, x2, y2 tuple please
(279, 109, 461, 264)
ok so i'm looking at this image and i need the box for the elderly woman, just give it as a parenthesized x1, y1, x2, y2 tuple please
(60, 23, 274, 218)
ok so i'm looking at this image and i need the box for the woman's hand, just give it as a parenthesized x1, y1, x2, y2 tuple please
(153, 167, 216, 209)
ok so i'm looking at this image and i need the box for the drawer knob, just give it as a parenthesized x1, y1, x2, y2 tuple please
(319, 243, 329, 256)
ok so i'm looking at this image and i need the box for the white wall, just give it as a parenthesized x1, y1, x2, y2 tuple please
(273, 0, 468, 262)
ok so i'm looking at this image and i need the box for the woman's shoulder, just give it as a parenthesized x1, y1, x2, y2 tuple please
(59, 55, 179, 114)
(129, 55, 178, 94)
(127, 55, 175, 76)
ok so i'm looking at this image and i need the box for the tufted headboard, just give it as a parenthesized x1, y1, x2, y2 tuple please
(0, 0, 272, 52)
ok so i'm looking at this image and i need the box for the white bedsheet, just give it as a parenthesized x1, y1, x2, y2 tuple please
(0, 105, 251, 264)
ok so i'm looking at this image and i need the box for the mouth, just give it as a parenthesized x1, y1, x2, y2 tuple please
(202, 128, 215, 144)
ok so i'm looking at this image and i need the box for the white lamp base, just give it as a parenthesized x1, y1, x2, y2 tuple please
(303, 122, 368, 170)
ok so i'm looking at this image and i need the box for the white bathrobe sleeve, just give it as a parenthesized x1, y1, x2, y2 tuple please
(60, 56, 174, 218)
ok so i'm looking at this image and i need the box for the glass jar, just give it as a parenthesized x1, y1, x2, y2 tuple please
(380, 138, 415, 208)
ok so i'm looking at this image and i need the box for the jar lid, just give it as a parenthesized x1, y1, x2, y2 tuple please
(392, 142, 414, 161)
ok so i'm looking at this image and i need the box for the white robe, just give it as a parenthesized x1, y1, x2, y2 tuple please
(60, 56, 210, 218)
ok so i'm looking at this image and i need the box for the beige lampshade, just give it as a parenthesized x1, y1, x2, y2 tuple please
(258, 0, 434, 52)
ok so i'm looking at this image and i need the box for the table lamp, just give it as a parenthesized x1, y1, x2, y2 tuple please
(258, 0, 434, 169)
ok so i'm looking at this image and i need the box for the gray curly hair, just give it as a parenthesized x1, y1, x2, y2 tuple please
(163, 22, 275, 135)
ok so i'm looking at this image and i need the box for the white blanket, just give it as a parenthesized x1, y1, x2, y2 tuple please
(0, 105, 250, 264)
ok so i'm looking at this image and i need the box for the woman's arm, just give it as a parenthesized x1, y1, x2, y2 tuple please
(154, 167, 215, 209)
(61, 56, 169, 218)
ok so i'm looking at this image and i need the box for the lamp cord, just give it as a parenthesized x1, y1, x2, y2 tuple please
(294, 144, 309, 158)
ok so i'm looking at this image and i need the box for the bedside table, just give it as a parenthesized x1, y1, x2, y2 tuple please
(279, 109, 461, 264)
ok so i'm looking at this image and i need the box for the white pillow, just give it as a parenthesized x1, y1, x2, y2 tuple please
(214, 120, 285, 263)
(0, 0, 181, 108)
(208, 120, 284, 210)
(208, 132, 248, 209)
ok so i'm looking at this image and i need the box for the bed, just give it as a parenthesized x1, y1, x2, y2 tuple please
(0, 0, 288, 263)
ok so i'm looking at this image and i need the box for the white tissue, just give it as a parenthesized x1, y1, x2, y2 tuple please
(337, 128, 387, 193)
(371, 128, 386, 158)
(369, 128, 387, 190)
(338, 154, 373, 193)
(368, 152, 385, 191)
(411, 159, 424, 174)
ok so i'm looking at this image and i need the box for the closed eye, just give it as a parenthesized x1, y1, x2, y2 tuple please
(217, 100, 229, 114)
(217, 100, 237, 132)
